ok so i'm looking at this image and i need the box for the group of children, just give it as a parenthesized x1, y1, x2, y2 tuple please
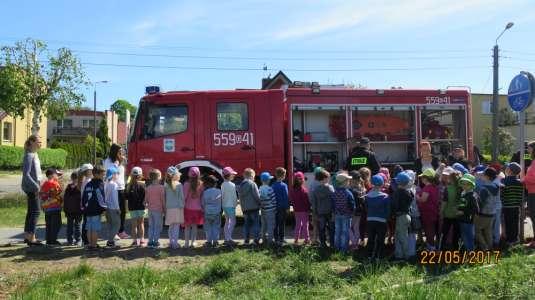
(36, 158, 529, 259)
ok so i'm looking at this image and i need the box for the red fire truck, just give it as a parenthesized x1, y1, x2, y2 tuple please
(127, 86, 472, 180)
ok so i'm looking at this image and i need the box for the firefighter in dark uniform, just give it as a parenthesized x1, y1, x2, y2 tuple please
(346, 137, 381, 174)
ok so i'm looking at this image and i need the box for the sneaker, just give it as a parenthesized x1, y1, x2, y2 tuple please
(243, 240, 250, 245)
(106, 241, 119, 248)
(118, 232, 130, 239)
(47, 240, 61, 246)
(212, 241, 219, 247)
(147, 241, 154, 248)
(139, 240, 147, 247)
(204, 242, 212, 248)
(131, 241, 139, 247)
(154, 242, 161, 248)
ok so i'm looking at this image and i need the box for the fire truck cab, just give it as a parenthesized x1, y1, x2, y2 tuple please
(128, 86, 472, 181)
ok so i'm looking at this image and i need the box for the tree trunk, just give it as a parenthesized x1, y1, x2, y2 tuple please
(31, 107, 41, 136)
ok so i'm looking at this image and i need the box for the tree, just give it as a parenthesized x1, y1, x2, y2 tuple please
(498, 107, 517, 126)
(110, 99, 137, 122)
(0, 38, 87, 134)
(482, 126, 516, 158)
(96, 119, 111, 158)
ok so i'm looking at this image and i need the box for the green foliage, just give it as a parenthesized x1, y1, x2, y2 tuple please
(97, 120, 110, 156)
(482, 126, 516, 158)
(499, 108, 518, 126)
(50, 139, 92, 169)
(0, 145, 66, 169)
(0, 38, 87, 134)
(110, 99, 137, 122)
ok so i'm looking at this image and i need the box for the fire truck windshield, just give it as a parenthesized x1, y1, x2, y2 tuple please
(143, 103, 188, 139)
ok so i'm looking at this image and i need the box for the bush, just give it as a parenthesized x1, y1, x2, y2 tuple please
(50, 140, 92, 169)
(0, 145, 66, 169)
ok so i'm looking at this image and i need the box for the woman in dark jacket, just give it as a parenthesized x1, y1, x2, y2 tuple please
(21, 135, 43, 245)
(415, 140, 440, 175)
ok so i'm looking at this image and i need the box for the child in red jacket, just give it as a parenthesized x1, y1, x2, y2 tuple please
(40, 168, 63, 245)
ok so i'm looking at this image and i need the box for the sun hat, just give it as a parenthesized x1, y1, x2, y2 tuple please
(395, 172, 411, 186)
(222, 166, 238, 176)
(473, 164, 487, 174)
(260, 172, 274, 182)
(419, 168, 436, 178)
(459, 173, 476, 187)
(441, 166, 457, 176)
(452, 163, 468, 175)
(167, 166, 179, 176)
(188, 167, 200, 177)
(371, 174, 384, 187)
(131, 166, 143, 176)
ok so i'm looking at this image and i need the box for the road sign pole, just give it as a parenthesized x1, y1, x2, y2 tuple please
(519, 110, 526, 242)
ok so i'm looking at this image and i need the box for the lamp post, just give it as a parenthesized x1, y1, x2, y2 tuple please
(93, 80, 108, 165)
(491, 22, 514, 162)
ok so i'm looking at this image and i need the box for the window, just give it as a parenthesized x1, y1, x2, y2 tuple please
(481, 100, 492, 115)
(56, 119, 73, 128)
(82, 119, 96, 128)
(217, 102, 248, 131)
(3, 122, 12, 141)
(144, 104, 188, 138)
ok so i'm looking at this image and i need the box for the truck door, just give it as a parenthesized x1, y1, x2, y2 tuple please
(136, 98, 196, 173)
(208, 96, 256, 173)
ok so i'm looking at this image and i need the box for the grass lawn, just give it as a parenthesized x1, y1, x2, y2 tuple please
(0, 194, 44, 228)
(3, 245, 533, 299)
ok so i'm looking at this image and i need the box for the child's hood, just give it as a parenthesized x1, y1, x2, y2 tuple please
(482, 182, 499, 196)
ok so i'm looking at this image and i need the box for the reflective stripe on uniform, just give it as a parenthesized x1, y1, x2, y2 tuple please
(351, 157, 367, 166)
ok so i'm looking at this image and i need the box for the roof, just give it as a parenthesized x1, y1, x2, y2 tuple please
(261, 71, 292, 89)
(66, 109, 105, 117)
(0, 110, 7, 121)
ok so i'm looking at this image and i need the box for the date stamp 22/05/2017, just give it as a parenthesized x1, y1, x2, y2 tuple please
(419, 251, 501, 265)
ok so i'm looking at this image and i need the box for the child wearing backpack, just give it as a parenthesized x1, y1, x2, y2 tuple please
(366, 175, 390, 260)
(126, 167, 146, 247)
(239, 168, 261, 245)
(501, 163, 523, 245)
(259, 172, 277, 245)
(201, 175, 222, 247)
(81, 166, 107, 250)
(474, 167, 499, 251)
(221, 167, 238, 246)
(164, 166, 184, 249)
(392, 172, 413, 260)
(348, 170, 366, 249)
(40, 168, 63, 246)
(331, 172, 356, 253)
(145, 169, 165, 248)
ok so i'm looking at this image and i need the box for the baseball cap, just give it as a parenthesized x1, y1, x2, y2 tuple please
(45, 168, 62, 177)
(359, 137, 370, 145)
(419, 168, 436, 178)
(106, 166, 119, 180)
(395, 172, 410, 185)
(260, 172, 274, 182)
(371, 174, 384, 187)
(80, 163, 94, 172)
(473, 164, 487, 174)
(452, 163, 468, 175)
(167, 166, 179, 176)
(441, 166, 457, 176)
(294, 171, 305, 181)
(459, 173, 476, 187)
(223, 166, 238, 176)
(405, 170, 416, 183)
(188, 167, 200, 177)
(483, 167, 498, 180)
(131, 167, 143, 176)
(336, 172, 353, 184)
(506, 162, 521, 175)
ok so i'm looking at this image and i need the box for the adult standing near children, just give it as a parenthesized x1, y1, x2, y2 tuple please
(346, 137, 381, 175)
(448, 145, 469, 169)
(523, 141, 535, 248)
(21, 135, 43, 246)
(415, 140, 440, 175)
(103, 144, 129, 239)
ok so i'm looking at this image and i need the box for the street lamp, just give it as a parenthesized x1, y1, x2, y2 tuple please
(491, 22, 514, 162)
(93, 80, 108, 165)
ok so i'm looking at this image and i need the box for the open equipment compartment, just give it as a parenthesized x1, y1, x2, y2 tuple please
(291, 104, 348, 173)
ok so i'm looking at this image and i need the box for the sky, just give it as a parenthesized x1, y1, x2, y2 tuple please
(2, 0, 535, 111)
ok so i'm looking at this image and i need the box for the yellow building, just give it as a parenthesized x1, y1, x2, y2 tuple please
(0, 109, 48, 148)
(471, 93, 535, 148)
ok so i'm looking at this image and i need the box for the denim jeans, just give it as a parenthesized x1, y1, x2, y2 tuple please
(106, 209, 121, 243)
(261, 210, 276, 243)
(459, 222, 475, 251)
(45, 210, 62, 243)
(317, 214, 334, 247)
(334, 214, 351, 252)
(274, 208, 287, 243)
(65, 213, 82, 243)
(204, 214, 221, 244)
(367, 220, 387, 259)
(24, 192, 40, 234)
(440, 217, 460, 250)
(243, 210, 260, 243)
(148, 210, 163, 243)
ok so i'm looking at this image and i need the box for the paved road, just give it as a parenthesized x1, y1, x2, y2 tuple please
(0, 174, 22, 197)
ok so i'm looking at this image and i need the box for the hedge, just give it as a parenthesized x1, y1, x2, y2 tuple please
(50, 141, 93, 169)
(0, 145, 67, 169)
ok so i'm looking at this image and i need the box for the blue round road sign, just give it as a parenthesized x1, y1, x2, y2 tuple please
(508, 72, 534, 112)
